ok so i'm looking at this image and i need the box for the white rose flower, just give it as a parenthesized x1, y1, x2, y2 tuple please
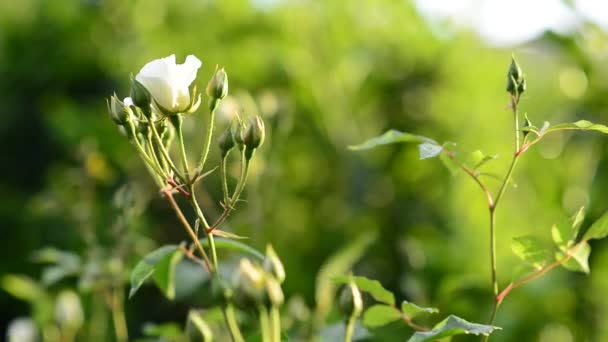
(135, 54, 202, 113)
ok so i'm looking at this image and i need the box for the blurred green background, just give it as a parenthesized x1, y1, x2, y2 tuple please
(1, 0, 607, 341)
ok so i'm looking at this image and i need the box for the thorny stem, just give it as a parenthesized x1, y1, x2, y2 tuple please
(496, 241, 588, 305)
(482, 94, 523, 341)
(208, 155, 250, 233)
(162, 189, 212, 273)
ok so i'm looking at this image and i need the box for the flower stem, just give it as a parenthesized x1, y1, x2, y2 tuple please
(198, 101, 217, 173)
(171, 115, 191, 181)
(344, 315, 356, 342)
(162, 189, 212, 272)
(258, 305, 271, 342)
(271, 306, 281, 342)
(110, 285, 128, 342)
(483, 94, 523, 341)
(225, 304, 245, 342)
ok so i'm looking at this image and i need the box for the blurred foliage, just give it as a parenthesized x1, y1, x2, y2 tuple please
(1, 0, 608, 340)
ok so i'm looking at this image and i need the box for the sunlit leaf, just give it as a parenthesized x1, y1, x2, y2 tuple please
(511, 236, 550, 268)
(552, 207, 585, 251)
(582, 211, 608, 241)
(401, 301, 439, 319)
(349, 130, 437, 151)
(362, 304, 401, 327)
(418, 142, 443, 160)
(199, 237, 264, 261)
(334, 275, 395, 305)
(407, 315, 500, 342)
(558, 242, 591, 274)
(546, 120, 608, 134)
(152, 249, 183, 300)
(129, 245, 179, 299)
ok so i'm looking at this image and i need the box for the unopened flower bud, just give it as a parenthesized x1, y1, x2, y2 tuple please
(55, 290, 84, 331)
(506, 57, 524, 96)
(218, 125, 235, 158)
(131, 78, 152, 109)
(338, 281, 362, 319)
(264, 277, 284, 307)
(107, 94, 132, 125)
(206, 68, 229, 101)
(233, 259, 266, 305)
(517, 77, 526, 94)
(522, 113, 533, 138)
(263, 245, 285, 284)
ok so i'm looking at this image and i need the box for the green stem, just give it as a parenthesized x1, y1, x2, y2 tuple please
(344, 316, 356, 342)
(224, 304, 245, 342)
(188, 188, 218, 271)
(271, 306, 281, 342)
(198, 101, 218, 173)
(163, 189, 212, 272)
(483, 95, 522, 341)
(258, 305, 271, 342)
(171, 115, 191, 181)
(148, 116, 186, 183)
(127, 123, 165, 178)
(221, 156, 230, 204)
(110, 286, 128, 342)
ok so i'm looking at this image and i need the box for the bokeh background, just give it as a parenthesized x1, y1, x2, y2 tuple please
(1, 0, 608, 341)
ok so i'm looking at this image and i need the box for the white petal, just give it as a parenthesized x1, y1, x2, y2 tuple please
(137, 54, 176, 79)
(136, 75, 175, 111)
(174, 55, 202, 88)
(123, 97, 134, 106)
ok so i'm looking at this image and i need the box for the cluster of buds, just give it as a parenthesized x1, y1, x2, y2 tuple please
(506, 56, 526, 97)
(218, 115, 266, 161)
(231, 245, 285, 309)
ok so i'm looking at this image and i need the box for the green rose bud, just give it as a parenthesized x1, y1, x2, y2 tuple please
(218, 125, 235, 158)
(243, 116, 265, 160)
(517, 76, 527, 94)
(206, 68, 229, 101)
(107, 94, 133, 125)
(131, 78, 152, 109)
(263, 244, 285, 284)
(233, 258, 266, 306)
(264, 277, 284, 307)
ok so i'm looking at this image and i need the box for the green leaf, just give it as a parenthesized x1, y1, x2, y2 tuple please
(418, 142, 443, 160)
(407, 315, 500, 342)
(362, 304, 402, 328)
(552, 207, 585, 251)
(314, 232, 376, 326)
(152, 249, 183, 300)
(333, 275, 395, 306)
(558, 242, 591, 274)
(511, 236, 550, 268)
(546, 120, 608, 134)
(349, 130, 437, 151)
(199, 237, 264, 261)
(129, 245, 179, 299)
(438, 152, 459, 175)
(143, 322, 183, 338)
(582, 211, 608, 241)
(401, 301, 439, 319)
